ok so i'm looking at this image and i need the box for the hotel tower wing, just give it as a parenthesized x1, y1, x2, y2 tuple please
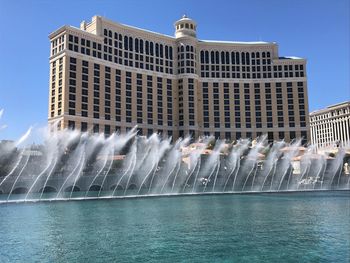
(48, 15, 309, 143)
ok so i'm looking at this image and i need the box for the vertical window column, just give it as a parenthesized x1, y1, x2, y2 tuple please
(188, 79, 195, 126)
(202, 82, 209, 129)
(136, 73, 143, 124)
(297, 82, 306, 128)
(50, 60, 56, 118)
(234, 83, 241, 129)
(93, 63, 100, 119)
(68, 57, 76, 117)
(166, 79, 173, 127)
(81, 60, 89, 118)
(254, 83, 262, 129)
(244, 83, 251, 129)
(276, 84, 284, 128)
(213, 83, 220, 129)
(104, 66, 111, 121)
(157, 77, 163, 126)
(125, 71, 132, 123)
(57, 58, 64, 116)
(103, 29, 113, 62)
(165, 45, 173, 74)
(178, 79, 184, 128)
(147, 75, 153, 126)
(223, 83, 230, 130)
(265, 83, 273, 128)
(115, 69, 121, 122)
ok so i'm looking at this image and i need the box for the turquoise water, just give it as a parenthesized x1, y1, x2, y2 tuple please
(0, 191, 349, 262)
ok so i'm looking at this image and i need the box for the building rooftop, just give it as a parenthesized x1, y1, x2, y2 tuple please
(310, 101, 350, 115)
(50, 15, 280, 46)
(199, 40, 275, 45)
(279, 56, 304, 60)
(326, 101, 350, 109)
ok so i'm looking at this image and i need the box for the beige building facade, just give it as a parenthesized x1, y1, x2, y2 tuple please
(48, 15, 310, 142)
(310, 101, 350, 150)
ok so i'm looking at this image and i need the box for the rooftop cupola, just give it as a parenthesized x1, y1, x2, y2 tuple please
(174, 15, 197, 38)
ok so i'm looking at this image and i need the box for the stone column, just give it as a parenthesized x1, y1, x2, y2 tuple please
(336, 120, 340, 143)
(346, 117, 350, 146)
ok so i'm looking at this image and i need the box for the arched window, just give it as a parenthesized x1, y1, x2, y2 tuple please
(190, 24, 193, 29)
(180, 45, 184, 53)
(211, 51, 215, 64)
(246, 53, 250, 65)
(135, 38, 139, 52)
(241, 52, 245, 65)
(236, 52, 240, 64)
(155, 43, 159, 57)
(150, 42, 154, 55)
(109, 30, 112, 38)
(104, 29, 107, 36)
(262, 52, 266, 58)
(185, 23, 189, 28)
(251, 52, 255, 59)
(169, 46, 173, 60)
(221, 51, 225, 64)
(231, 52, 235, 64)
(160, 44, 163, 57)
(129, 36, 133, 51)
(190, 46, 194, 52)
(165, 45, 169, 59)
(256, 52, 260, 58)
(215, 51, 219, 64)
(200, 51, 204, 63)
(140, 39, 144, 53)
(180, 24, 184, 28)
(186, 45, 190, 52)
(114, 32, 118, 39)
(145, 40, 149, 55)
(205, 51, 209, 64)
(124, 36, 128, 50)
(226, 52, 230, 64)
(266, 52, 271, 58)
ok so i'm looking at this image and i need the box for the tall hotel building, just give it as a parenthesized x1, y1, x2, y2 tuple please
(48, 15, 310, 142)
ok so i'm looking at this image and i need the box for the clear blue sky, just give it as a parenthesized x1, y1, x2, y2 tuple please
(0, 0, 349, 141)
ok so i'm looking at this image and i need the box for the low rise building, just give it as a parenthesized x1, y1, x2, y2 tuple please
(310, 101, 350, 150)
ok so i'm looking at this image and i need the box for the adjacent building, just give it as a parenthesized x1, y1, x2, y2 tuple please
(48, 15, 310, 142)
(310, 101, 350, 150)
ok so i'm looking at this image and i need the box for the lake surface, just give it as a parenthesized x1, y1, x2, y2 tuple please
(0, 191, 349, 262)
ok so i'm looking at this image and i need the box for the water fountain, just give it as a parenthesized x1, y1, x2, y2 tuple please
(0, 118, 349, 203)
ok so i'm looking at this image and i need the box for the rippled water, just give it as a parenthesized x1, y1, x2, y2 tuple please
(0, 191, 349, 262)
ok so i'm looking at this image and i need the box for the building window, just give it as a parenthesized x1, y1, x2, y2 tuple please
(81, 122, 87, 132)
(68, 121, 75, 130)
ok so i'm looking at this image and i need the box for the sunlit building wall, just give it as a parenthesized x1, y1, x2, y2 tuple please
(310, 101, 350, 150)
(48, 15, 310, 142)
